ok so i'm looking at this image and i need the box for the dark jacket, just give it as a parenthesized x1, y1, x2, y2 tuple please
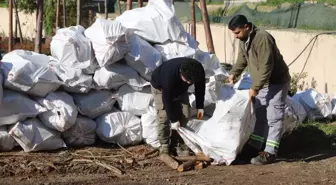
(150, 57, 205, 123)
(230, 25, 291, 90)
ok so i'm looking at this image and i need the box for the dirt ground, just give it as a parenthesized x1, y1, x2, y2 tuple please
(0, 142, 335, 185)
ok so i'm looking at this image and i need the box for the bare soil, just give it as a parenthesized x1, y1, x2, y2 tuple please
(0, 141, 335, 185)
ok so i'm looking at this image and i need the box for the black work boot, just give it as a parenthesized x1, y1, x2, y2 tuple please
(233, 143, 260, 164)
(250, 151, 276, 165)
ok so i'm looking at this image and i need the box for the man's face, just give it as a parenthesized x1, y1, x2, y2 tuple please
(231, 25, 250, 41)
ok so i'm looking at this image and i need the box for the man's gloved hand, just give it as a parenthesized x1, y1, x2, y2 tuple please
(197, 109, 204, 120)
(170, 121, 180, 130)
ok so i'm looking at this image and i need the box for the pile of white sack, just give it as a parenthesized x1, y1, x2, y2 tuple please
(0, 0, 226, 153)
(0, 0, 315, 166)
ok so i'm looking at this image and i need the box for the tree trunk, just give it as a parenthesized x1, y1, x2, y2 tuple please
(126, 0, 132, 10)
(118, 0, 121, 15)
(8, 0, 13, 52)
(56, 0, 60, 29)
(191, 0, 196, 39)
(62, 0, 66, 27)
(35, 0, 43, 53)
(138, 0, 143, 7)
(14, 0, 23, 44)
(199, 0, 215, 54)
(105, 0, 108, 19)
(76, 0, 81, 25)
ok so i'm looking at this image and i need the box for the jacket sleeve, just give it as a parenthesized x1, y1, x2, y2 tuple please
(162, 87, 179, 123)
(230, 42, 248, 77)
(251, 36, 274, 90)
(195, 68, 206, 110)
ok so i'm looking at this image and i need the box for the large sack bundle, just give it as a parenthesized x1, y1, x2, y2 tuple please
(176, 86, 255, 165)
(292, 89, 332, 120)
(36, 91, 78, 132)
(9, 118, 66, 152)
(84, 18, 130, 67)
(116, 84, 153, 116)
(95, 111, 142, 146)
(50, 25, 98, 74)
(116, 0, 187, 44)
(0, 90, 46, 126)
(0, 126, 16, 151)
(93, 62, 149, 91)
(1, 50, 60, 97)
(62, 115, 96, 147)
(50, 57, 93, 93)
(140, 106, 160, 148)
(72, 90, 117, 119)
(125, 35, 162, 81)
(154, 41, 196, 62)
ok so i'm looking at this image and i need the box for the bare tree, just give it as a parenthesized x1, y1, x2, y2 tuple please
(105, 0, 108, 19)
(14, 0, 23, 44)
(126, 0, 132, 10)
(8, 0, 13, 52)
(138, 0, 143, 7)
(77, 0, 81, 25)
(199, 0, 215, 54)
(35, 0, 43, 53)
(62, 0, 66, 27)
(191, 0, 196, 39)
(56, 0, 60, 29)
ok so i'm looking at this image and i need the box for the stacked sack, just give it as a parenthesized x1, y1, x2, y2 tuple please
(0, 0, 228, 152)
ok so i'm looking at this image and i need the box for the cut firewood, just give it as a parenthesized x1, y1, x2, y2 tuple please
(158, 154, 179, 170)
(177, 159, 197, 172)
(174, 155, 213, 162)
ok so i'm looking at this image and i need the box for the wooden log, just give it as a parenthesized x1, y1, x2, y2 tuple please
(199, 0, 215, 54)
(174, 155, 213, 162)
(159, 154, 179, 170)
(177, 159, 196, 172)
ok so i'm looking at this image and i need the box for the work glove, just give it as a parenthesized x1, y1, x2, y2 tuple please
(170, 121, 180, 130)
(197, 109, 204, 120)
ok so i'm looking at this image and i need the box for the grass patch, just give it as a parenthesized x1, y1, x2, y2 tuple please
(260, 0, 336, 5)
(278, 122, 336, 159)
(0, 2, 7, 8)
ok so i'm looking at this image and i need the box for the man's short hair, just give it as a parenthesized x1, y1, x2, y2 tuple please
(180, 59, 204, 83)
(228, 14, 249, 30)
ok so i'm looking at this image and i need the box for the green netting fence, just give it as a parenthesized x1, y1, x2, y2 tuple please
(209, 3, 336, 30)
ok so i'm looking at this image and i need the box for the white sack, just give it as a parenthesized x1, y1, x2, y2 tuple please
(125, 35, 162, 81)
(36, 91, 78, 132)
(233, 72, 252, 90)
(0, 90, 47, 126)
(116, 0, 187, 43)
(116, 84, 153, 116)
(62, 115, 96, 146)
(50, 58, 93, 93)
(0, 126, 16, 151)
(50, 25, 98, 74)
(93, 62, 149, 90)
(141, 106, 160, 148)
(0, 70, 3, 105)
(154, 41, 196, 62)
(292, 89, 332, 120)
(73, 90, 117, 119)
(9, 118, 66, 152)
(331, 96, 336, 118)
(84, 18, 130, 67)
(1, 50, 60, 97)
(95, 112, 142, 146)
(194, 50, 229, 79)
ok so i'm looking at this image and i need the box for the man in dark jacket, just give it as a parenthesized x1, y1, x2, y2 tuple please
(150, 57, 206, 158)
(228, 14, 291, 165)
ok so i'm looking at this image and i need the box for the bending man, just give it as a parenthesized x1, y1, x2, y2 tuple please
(150, 57, 205, 158)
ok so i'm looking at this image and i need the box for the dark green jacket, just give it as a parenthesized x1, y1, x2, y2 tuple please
(230, 25, 290, 90)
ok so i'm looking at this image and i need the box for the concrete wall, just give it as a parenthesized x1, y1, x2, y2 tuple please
(0, 8, 37, 39)
(194, 23, 336, 95)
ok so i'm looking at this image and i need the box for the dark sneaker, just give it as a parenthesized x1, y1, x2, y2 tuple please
(250, 152, 276, 165)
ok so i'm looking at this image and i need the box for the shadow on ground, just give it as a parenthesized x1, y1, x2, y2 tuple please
(277, 123, 336, 162)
